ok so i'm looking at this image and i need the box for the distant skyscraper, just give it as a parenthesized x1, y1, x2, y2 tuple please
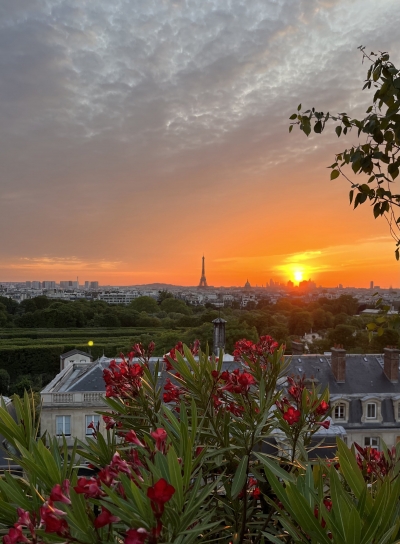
(370, 281, 374, 289)
(198, 256, 208, 288)
(42, 281, 56, 289)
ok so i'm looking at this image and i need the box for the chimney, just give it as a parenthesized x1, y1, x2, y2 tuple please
(212, 318, 227, 355)
(331, 345, 346, 383)
(383, 347, 400, 383)
(291, 341, 304, 356)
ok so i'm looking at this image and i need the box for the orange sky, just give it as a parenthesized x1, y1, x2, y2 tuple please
(1, 0, 399, 288)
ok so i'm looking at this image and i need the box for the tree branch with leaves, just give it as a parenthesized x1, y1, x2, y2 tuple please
(290, 46, 400, 259)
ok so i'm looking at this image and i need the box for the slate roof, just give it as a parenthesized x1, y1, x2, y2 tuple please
(43, 352, 400, 432)
(286, 354, 400, 429)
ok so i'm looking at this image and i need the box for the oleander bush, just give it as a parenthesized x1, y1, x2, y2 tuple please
(0, 338, 399, 543)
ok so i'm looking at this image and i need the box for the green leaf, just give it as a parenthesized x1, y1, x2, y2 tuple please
(289, 124, 293, 133)
(335, 126, 342, 137)
(231, 455, 248, 499)
(331, 170, 340, 180)
(254, 452, 295, 483)
(289, 114, 297, 120)
(297, 103, 302, 111)
(314, 120, 322, 133)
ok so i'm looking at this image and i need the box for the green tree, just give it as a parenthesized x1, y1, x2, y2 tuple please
(129, 296, 158, 314)
(157, 290, 174, 304)
(311, 308, 334, 331)
(290, 47, 400, 258)
(160, 297, 191, 315)
(329, 324, 357, 349)
(371, 327, 400, 351)
(288, 310, 313, 336)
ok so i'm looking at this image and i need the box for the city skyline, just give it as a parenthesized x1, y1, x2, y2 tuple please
(1, 1, 399, 287)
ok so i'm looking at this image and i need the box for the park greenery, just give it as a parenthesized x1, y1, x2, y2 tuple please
(1, 340, 400, 543)
(0, 291, 398, 396)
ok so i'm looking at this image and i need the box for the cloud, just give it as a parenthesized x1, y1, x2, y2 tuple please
(0, 0, 399, 283)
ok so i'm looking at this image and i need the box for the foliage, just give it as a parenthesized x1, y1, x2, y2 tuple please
(0, 338, 338, 544)
(290, 47, 400, 259)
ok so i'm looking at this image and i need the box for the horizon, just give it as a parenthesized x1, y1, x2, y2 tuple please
(1, 1, 400, 286)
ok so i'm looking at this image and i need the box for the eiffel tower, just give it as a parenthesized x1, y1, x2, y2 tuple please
(198, 256, 208, 288)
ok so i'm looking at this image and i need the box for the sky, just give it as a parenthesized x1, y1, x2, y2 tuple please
(1, 0, 400, 288)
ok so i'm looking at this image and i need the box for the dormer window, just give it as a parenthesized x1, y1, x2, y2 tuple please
(334, 403, 346, 420)
(367, 403, 377, 419)
(361, 397, 382, 424)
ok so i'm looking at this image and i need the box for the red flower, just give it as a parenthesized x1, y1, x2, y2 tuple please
(125, 430, 144, 447)
(147, 478, 175, 515)
(16, 508, 34, 531)
(316, 420, 330, 429)
(151, 428, 167, 453)
(283, 406, 301, 425)
(316, 400, 329, 415)
(40, 503, 69, 536)
(125, 528, 149, 544)
(50, 483, 71, 505)
(110, 452, 131, 475)
(97, 466, 116, 487)
(94, 507, 120, 529)
(74, 477, 104, 498)
(103, 415, 117, 429)
(3, 526, 30, 544)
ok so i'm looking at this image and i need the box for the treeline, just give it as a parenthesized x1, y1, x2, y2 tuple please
(0, 292, 397, 396)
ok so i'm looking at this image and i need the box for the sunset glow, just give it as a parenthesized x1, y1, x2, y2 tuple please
(0, 1, 399, 288)
(294, 270, 303, 283)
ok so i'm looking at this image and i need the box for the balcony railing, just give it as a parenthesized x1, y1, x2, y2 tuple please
(41, 392, 105, 406)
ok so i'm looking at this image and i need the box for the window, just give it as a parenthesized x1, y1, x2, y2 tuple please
(334, 403, 346, 420)
(56, 415, 71, 436)
(366, 403, 376, 419)
(85, 415, 100, 435)
(364, 437, 379, 449)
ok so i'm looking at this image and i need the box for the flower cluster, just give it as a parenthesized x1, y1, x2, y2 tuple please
(210, 368, 258, 416)
(103, 354, 144, 398)
(3, 425, 175, 544)
(4, 483, 72, 543)
(275, 375, 330, 429)
(233, 335, 279, 366)
(163, 340, 200, 371)
(355, 443, 396, 480)
(163, 377, 187, 404)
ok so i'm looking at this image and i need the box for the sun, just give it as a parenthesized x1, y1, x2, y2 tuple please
(294, 270, 303, 282)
